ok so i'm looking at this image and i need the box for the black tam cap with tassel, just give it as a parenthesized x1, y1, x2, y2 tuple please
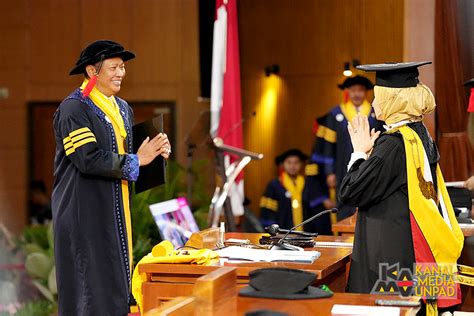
(69, 40, 135, 97)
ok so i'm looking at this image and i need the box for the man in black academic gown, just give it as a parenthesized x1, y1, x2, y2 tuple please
(52, 40, 171, 316)
(316, 76, 384, 220)
(260, 149, 310, 231)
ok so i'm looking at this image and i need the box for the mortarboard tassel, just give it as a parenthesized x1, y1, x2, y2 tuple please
(82, 75, 97, 98)
(82, 54, 104, 99)
(468, 88, 474, 113)
(312, 118, 319, 135)
(343, 90, 349, 103)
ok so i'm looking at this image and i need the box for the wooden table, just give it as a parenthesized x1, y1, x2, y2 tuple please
(215, 291, 420, 316)
(138, 233, 353, 313)
(332, 214, 474, 237)
(152, 287, 420, 316)
(148, 266, 420, 316)
(460, 223, 474, 237)
(331, 214, 357, 236)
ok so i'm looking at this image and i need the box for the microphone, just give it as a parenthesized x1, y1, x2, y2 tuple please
(265, 224, 317, 237)
(275, 208, 338, 251)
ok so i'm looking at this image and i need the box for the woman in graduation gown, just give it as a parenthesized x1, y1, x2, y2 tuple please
(339, 62, 464, 314)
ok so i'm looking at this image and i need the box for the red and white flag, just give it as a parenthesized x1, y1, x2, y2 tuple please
(210, 0, 245, 216)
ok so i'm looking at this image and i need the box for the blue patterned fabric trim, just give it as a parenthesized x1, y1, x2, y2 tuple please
(309, 195, 328, 208)
(311, 153, 334, 165)
(330, 104, 343, 116)
(260, 219, 276, 228)
(122, 154, 139, 182)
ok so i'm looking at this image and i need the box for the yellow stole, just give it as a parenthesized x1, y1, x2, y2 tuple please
(398, 126, 464, 315)
(80, 80, 134, 275)
(340, 100, 372, 122)
(281, 172, 305, 230)
(399, 126, 463, 264)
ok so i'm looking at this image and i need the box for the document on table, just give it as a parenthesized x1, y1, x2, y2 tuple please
(315, 241, 353, 248)
(331, 304, 400, 316)
(216, 246, 321, 263)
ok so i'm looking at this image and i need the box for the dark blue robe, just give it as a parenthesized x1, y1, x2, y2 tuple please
(259, 178, 329, 233)
(52, 88, 139, 316)
(303, 114, 332, 235)
(317, 105, 384, 220)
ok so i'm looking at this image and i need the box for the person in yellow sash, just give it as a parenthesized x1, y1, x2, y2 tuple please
(52, 40, 171, 316)
(339, 61, 465, 315)
(259, 149, 308, 231)
(316, 75, 384, 221)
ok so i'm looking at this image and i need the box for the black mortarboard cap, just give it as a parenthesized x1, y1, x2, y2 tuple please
(357, 61, 432, 88)
(337, 75, 374, 90)
(239, 268, 333, 300)
(275, 149, 308, 166)
(70, 40, 135, 75)
(464, 78, 474, 87)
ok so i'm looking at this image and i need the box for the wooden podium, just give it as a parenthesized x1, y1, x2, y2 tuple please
(144, 266, 420, 316)
(138, 230, 353, 313)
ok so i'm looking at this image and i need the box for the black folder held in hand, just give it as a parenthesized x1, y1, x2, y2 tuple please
(132, 115, 166, 194)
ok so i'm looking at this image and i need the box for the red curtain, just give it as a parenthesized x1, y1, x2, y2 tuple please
(435, 0, 473, 181)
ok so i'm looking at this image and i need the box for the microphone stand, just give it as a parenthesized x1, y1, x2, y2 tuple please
(275, 208, 338, 251)
(209, 137, 264, 230)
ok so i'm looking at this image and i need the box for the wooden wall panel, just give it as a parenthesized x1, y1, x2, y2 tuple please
(239, 0, 404, 213)
(0, 0, 406, 233)
(0, 0, 29, 233)
(0, 0, 202, 234)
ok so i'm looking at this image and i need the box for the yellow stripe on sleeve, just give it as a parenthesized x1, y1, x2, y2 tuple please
(70, 131, 95, 144)
(69, 127, 91, 138)
(63, 127, 92, 144)
(459, 264, 474, 276)
(63, 129, 97, 156)
(64, 142, 74, 151)
(73, 136, 96, 149)
(305, 163, 319, 176)
(260, 197, 278, 212)
(65, 147, 75, 156)
(317, 126, 336, 143)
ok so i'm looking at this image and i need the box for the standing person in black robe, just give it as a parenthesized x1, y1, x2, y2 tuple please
(52, 40, 171, 316)
(259, 149, 308, 231)
(316, 76, 384, 220)
(303, 115, 335, 235)
(340, 62, 465, 314)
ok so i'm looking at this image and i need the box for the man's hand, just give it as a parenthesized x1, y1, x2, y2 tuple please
(464, 176, 474, 191)
(326, 174, 336, 188)
(136, 133, 171, 166)
(323, 198, 335, 210)
(347, 114, 380, 154)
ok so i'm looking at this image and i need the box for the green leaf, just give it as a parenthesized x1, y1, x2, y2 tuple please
(47, 223, 54, 251)
(32, 280, 55, 302)
(25, 253, 53, 279)
(13, 299, 56, 316)
(22, 243, 46, 256)
(21, 225, 49, 250)
(48, 266, 57, 295)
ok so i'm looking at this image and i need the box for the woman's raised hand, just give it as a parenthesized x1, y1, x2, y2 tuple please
(347, 114, 380, 154)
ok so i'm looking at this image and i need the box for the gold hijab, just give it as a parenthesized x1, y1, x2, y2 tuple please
(374, 83, 436, 125)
